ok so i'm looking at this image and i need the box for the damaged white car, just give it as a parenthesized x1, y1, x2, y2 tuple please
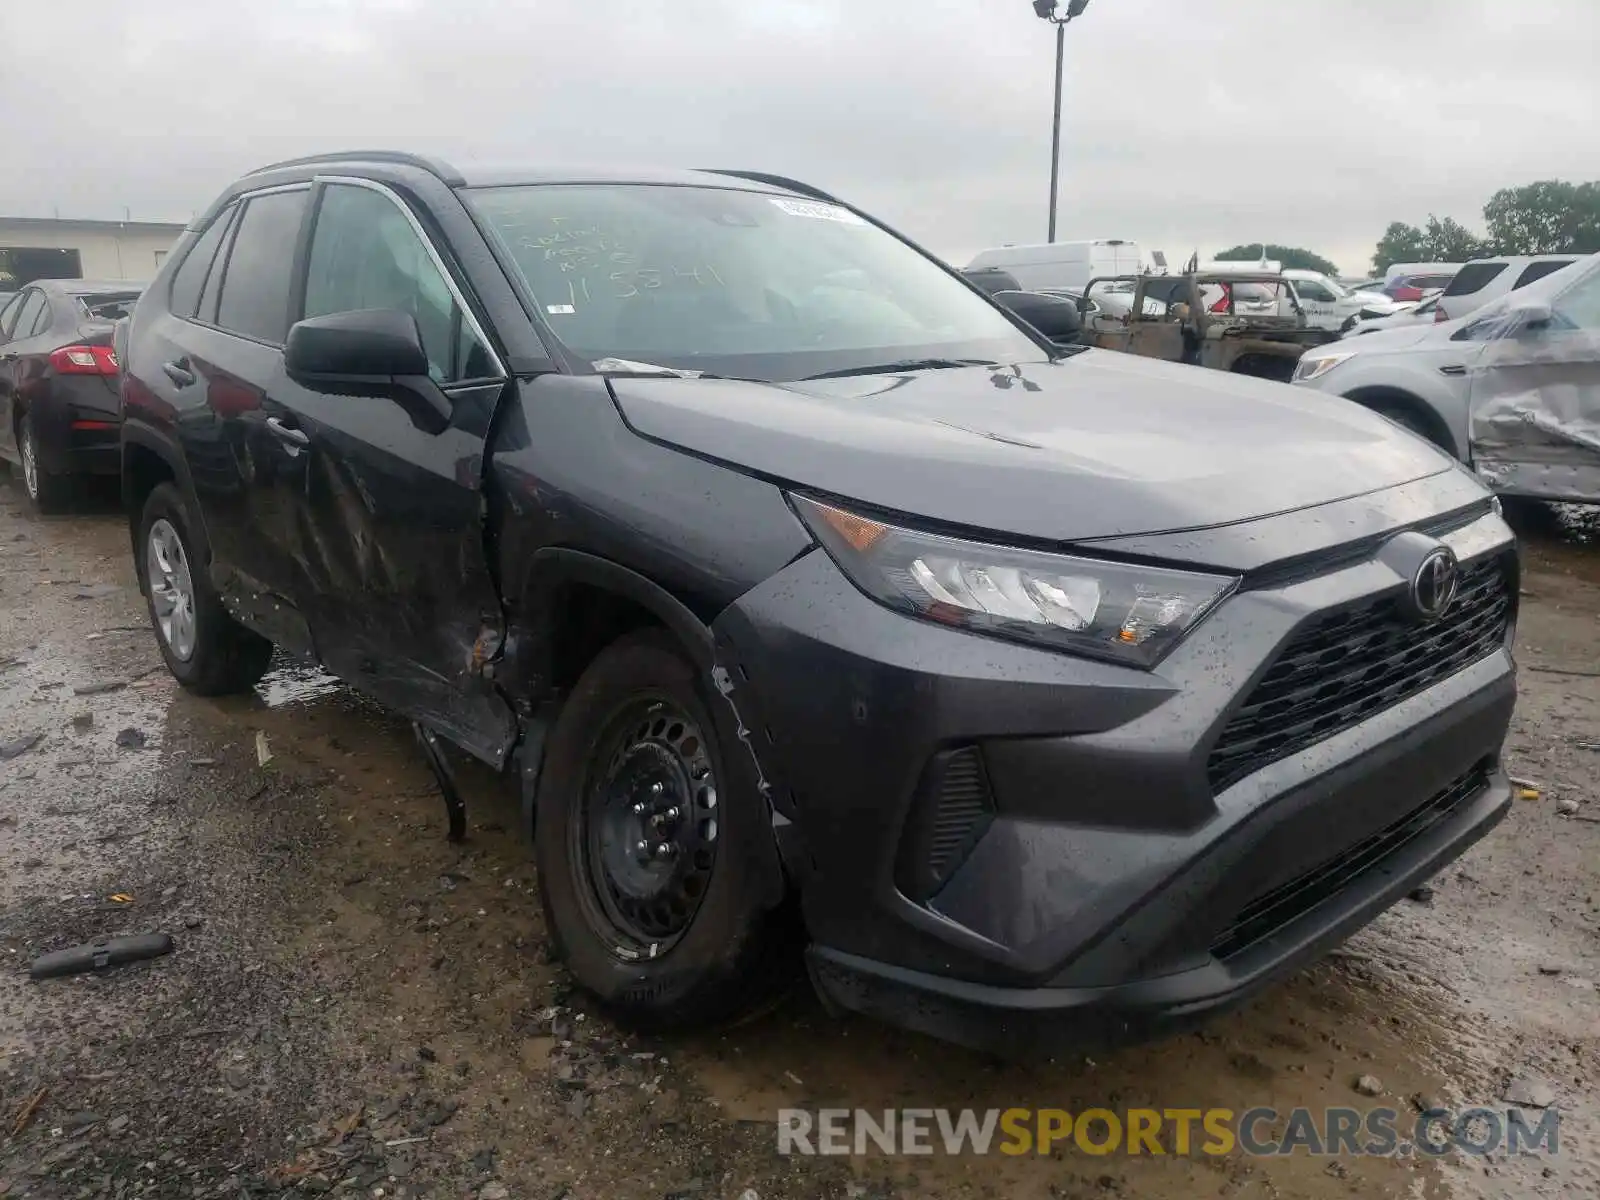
(1292, 252, 1600, 504)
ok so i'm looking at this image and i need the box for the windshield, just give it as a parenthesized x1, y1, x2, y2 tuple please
(76, 291, 142, 322)
(467, 184, 1043, 380)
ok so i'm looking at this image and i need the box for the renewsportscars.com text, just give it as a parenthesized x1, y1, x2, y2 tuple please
(777, 1106, 1560, 1159)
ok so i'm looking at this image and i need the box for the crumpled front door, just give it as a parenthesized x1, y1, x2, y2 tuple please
(1469, 312, 1600, 504)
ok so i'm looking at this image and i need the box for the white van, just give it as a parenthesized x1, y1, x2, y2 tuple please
(965, 239, 1142, 294)
(1202, 258, 1285, 275)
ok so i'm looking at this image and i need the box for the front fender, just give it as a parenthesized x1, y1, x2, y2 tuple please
(1334, 365, 1473, 461)
(505, 549, 797, 902)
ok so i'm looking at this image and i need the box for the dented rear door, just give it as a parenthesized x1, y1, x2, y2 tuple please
(1469, 264, 1600, 503)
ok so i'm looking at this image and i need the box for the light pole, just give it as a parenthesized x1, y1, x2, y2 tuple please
(1031, 0, 1090, 243)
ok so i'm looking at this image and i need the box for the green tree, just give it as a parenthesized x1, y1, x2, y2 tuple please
(1214, 243, 1341, 276)
(1372, 222, 1428, 274)
(1371, 215, 1493, 274)
(1421, 215, 1494, 262)
(1483, 180, 1600, 254)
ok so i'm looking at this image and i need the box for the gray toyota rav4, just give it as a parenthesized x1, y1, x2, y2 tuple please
(119, 152, 1519, 1056)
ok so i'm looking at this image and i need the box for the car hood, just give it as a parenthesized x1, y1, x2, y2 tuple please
(609, 351, 1454, 543)
(1328, 322, 1446, 353)
(1347, 289, 1398, 310)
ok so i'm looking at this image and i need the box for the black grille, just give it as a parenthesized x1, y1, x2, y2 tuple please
(1211, 764, 1489, 960)
(927, 748, 994, 881)
(1207, 554, 1511, 793)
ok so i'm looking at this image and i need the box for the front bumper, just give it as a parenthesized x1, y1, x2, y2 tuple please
(711, 507, 1518, 1054)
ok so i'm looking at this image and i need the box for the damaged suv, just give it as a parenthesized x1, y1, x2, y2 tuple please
(120, 153, 1519, 1055)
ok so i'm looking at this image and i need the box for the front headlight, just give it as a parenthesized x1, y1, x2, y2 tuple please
(1292, 352, 1354, 383)
(791, 496, 1238, 668)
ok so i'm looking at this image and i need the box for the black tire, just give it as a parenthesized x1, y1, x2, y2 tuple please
(17, 410, 73, 513)
(1368, 402, 1443, 449)
(535, 629, 794, 1031)
(137, 482, 274, 695)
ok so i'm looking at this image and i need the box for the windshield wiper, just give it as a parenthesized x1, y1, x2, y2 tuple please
(590, 357, 767, 383)
(591, 357, 706, 378)
(799, 357, 1000, 381)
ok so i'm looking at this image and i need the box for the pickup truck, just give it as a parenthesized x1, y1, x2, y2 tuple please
(1077, 269, 1339, 381)
(117, 152, 1519, 1056)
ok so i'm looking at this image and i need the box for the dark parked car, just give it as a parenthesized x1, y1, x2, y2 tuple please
(988, 289, 1083, 346)
(1, 279, 143, 509)
(119, 152, 1518, 1055)
(960, 266, 1023, 296)
(1383, 272, 1456, 303)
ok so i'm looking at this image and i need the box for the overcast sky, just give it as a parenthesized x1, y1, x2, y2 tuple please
(3, 0, 1597, 276)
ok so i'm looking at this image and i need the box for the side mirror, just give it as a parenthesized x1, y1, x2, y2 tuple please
(285, 309, 431, 380)
(991, 290, 1083, 346)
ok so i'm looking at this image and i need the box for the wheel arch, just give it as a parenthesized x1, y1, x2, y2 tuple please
(121, 426, 211, 587)
(508, 549, 794, 902)
(1340, 384, 1463, 459)
(507, 548, 715, 705)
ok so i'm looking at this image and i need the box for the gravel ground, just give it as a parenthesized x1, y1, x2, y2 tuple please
(0, 476, 1596, 1200)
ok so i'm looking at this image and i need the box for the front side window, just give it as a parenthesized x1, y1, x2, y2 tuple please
(0, 293, 20, 342)
(1293, 279, 1337, 303)
(303, 184, 495, 384)
(215, 189, 309, 343)
(468, 184, 1041, 380)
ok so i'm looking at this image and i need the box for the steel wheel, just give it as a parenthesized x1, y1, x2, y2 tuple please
(146, 517, 198, 661)
(575, 696, 720, 959)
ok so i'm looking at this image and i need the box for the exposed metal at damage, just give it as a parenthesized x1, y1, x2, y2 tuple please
(1470, 324, 1600, 503)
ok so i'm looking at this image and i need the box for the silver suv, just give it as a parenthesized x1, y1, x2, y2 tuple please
(1294, 253, 1600, 503)
(1432, 254, 1583, 324)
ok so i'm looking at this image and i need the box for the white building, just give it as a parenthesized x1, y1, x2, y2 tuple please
(0, 216, 186, 287)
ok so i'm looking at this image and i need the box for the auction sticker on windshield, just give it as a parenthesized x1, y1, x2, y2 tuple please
(770, 197, 866, 224)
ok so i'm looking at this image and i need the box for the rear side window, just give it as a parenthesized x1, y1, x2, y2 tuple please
(1512, 260, 1574, 289)
(1413, 274, 1454, 290)
(1443, 263, 1507, 297)
(168, 206, 237, 319)
(28, 296, 55, 337)
(214, 189, 309, 343)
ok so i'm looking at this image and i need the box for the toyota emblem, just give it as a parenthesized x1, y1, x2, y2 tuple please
(1410, 547, 1460, 621)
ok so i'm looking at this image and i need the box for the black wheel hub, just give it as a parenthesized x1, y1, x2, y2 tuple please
(582, 700, 719, 951)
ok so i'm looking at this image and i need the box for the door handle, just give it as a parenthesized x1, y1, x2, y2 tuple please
(162, 359, 196, 387)
(265, 416, 310, 447)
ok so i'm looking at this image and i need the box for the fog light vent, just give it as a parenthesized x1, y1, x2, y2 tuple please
(897, 746, 996, 902)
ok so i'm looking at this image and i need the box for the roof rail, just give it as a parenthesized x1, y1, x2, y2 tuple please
(245, 150, 465, 187)
(702, 170, 840, 204)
